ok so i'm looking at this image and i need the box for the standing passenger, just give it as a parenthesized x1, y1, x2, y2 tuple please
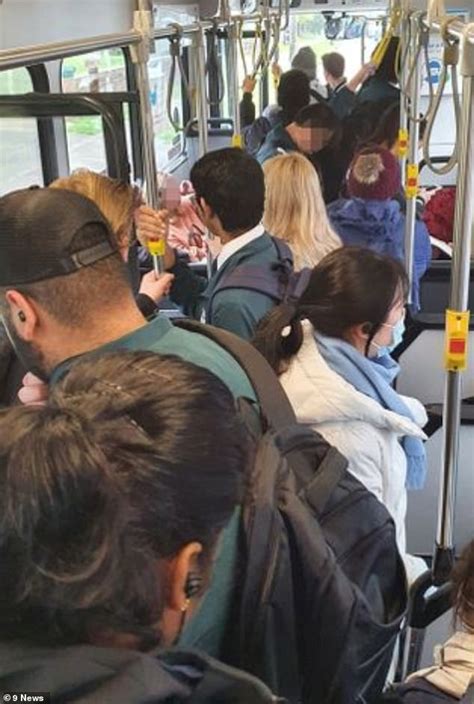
(240, 69, 310, 156)
(138, 148, 289, 341)
(263, 152, 341, 269)
(328, 146, 431, 309)
(322, 52, 347, 98)
(49, 170, 174, 319)
(0, 350, 277, 703)
(291, 45, 328, 101)
(254, 247, 428, 583)
(0, 185, 259, 660)
(256, 102, 339, 166)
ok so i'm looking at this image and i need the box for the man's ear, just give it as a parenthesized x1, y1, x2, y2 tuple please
(5, 290, 39, 342)
(198, 197, 214, 223)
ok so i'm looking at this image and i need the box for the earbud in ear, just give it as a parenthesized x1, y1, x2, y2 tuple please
(184, 572, 203, 599)
(362, 322, 372, 335)
(18, 311, 26, 323)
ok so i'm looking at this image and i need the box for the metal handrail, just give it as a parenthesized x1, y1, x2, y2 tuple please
(0, 31, 141, 71)
(0, 13, 283, 73)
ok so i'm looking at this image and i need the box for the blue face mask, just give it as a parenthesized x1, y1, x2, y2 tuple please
(372, 316, 406, 357)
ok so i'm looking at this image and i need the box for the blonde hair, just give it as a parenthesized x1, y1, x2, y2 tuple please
(263, 153, 341, 270)
(50, 170, 142, 247)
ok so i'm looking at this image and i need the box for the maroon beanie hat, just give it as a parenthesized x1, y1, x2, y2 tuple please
(347, 146, 401, 200)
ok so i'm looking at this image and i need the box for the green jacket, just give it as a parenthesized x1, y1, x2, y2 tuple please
(170, 233, 282, 341)
(50, 315, 256, 659)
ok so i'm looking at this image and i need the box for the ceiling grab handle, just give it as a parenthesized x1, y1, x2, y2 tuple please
(422, 17, 462, 175)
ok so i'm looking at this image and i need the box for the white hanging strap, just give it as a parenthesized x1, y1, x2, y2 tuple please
(427, 0, 446, 26)
(430, 236, 453, 257)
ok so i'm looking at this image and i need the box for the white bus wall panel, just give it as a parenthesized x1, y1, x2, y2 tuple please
(398, 330, 474, 405)
(406, 424, 474, 556)
(0, 0, 137, 50)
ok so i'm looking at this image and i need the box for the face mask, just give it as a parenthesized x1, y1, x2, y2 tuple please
(371, 315, 406, 357)
(1, 313, 49, 382)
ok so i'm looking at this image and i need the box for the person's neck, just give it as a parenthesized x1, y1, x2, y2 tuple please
(330, 77, 345, 89)
(219, 228, 249, 246)
(45, 304, 147, 371)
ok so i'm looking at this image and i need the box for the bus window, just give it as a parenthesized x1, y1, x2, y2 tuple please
(0, 68, 43, 195)
(64, 115, 107, 173)
(62, 50, 127, 174)
(149, 45, 186, 169)
(61, 49, 127, 93)
(272, 12, 383, 102)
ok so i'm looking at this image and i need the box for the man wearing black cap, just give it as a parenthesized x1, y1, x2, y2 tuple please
(0, 187, 255, 404)
(0, 186, 262, 667)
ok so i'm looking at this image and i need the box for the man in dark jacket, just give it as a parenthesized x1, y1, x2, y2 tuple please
(240, 69, 310, 155)
(256, 102, 339, 165)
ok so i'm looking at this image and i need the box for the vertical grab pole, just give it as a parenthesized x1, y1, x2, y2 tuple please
(194, 24, 209, 158)
(132, 8, 163, 274)
(193, 24, 213, 276)
(398, 12, 410, 187)
(433, 28, 474, 585)
(404, 13, 421, 306)
(229, 19, 242, 147)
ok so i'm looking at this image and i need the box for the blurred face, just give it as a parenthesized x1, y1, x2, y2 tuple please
(294, 125, 334, 154)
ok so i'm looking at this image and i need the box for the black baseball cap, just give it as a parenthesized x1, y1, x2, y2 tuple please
(0, 187, 117, 286)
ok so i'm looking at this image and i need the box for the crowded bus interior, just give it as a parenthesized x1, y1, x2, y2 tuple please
(0, 0, 473, 701)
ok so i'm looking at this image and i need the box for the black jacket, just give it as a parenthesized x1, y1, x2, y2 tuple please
(0, 641, 281, 703)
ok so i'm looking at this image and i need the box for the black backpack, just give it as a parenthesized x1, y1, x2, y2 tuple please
(205, 238, 310, 323)
(175, 320, 408, 704)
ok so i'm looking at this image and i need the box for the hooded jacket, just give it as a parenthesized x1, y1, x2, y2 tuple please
(280, 321, 428, 584)
(0, 642, 281, 704)
(327, 197, 432, 310)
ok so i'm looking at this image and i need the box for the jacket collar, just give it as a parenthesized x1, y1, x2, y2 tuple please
(269, 123, 299, 153)
(409, 632, 474, 699)
(212, 232, 274, 279)
(217, 224, 265, 270)
(50, 316, 173, 385)
(281, 320, 426, 437)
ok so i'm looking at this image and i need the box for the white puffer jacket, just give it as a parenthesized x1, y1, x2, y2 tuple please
(281, 320, 428, 584)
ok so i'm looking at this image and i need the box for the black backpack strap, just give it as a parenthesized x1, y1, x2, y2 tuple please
(209, 264, 286, 301)
(275, 425, 348, 505)
(174, 319, 297, 431)
(270, 236, 293, 267)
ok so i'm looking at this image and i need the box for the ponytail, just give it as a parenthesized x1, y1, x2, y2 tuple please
(254, 248, 409, 371)
(254, 302, 304, 374)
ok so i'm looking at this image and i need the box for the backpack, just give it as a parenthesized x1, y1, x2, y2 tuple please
(206, 238, 309, 323)
(174, 320, 408, 704)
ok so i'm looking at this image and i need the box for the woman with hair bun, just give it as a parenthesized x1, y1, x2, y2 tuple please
(254, 247, 428, 583)
(0, 351, 276, 703)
